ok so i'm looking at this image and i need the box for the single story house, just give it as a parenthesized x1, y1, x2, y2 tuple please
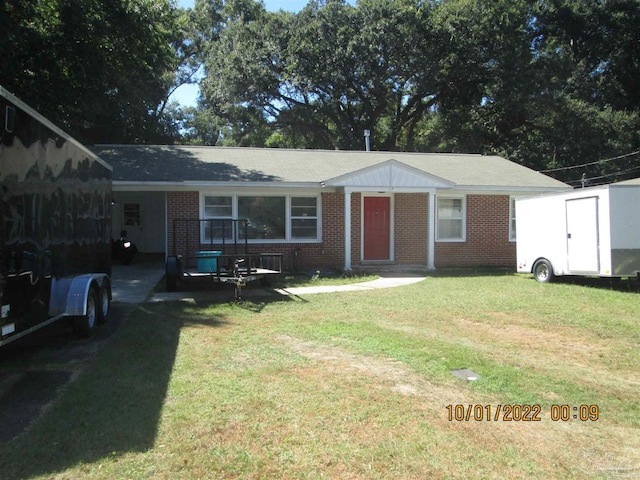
(92, 145, 569, 271)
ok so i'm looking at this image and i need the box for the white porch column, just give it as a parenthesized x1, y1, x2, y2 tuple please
(344, 189, 352, 271)
(427, 191, 436, 270)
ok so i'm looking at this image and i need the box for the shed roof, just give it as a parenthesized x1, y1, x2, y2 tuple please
(91, 145, 568, 190)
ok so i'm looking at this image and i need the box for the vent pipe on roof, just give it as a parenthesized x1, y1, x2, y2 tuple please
(364, 129, 371, 152)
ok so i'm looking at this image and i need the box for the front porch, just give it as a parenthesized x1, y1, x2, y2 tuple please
(324, 159, 455, 271)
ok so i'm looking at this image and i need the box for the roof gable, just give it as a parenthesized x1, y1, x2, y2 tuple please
(324, 159, 454, 190)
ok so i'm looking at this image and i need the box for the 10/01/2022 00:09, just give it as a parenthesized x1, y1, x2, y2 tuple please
(446, 404, 599, 422)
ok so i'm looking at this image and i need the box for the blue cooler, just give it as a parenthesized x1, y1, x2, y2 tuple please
(195, 251, 221, 272)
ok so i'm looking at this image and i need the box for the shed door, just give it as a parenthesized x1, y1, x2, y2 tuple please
(363, 197, 390, 261)
(566, 197, 600, 274)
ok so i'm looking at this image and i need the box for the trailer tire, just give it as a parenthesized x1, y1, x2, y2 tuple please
(166, 275, 178, 292)
(97, 281, 111, 324)
(533, 259, 554, 283)
(73, 287, 98, 337)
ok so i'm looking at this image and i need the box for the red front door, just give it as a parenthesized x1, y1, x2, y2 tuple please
(363, 196, 390, 260)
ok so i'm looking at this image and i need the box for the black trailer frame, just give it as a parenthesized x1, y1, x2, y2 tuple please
(165, 219, 283, 301)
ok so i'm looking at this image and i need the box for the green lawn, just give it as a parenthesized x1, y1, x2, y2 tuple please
(1, 272, 638, 479)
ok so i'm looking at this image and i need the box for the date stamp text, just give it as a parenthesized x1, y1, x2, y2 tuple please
(446, 404, 599, 422)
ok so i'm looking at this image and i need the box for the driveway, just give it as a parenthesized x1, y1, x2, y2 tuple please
(0, 257, 425, 443)
(0, 256, 166, 444)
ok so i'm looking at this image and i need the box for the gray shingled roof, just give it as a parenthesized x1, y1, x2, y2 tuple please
(91, 145, 568, 189)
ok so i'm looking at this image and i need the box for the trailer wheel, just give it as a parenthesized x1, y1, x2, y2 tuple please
(166, 275, 178, 292)
(97, 281, 111, 324)
(533, 259, 554, 283)
(73, 287, 98, 337)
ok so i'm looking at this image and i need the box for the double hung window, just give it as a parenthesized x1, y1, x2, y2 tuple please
(202, 194, 320, 242)
(436, 197, 465, 241)
(291, 197, 318, 239)
(203, 196, 233, 240)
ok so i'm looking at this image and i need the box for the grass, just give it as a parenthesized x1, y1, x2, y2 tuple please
(1, 271, 638, 479)
(152, 270, 378, 294)
(269, 270, 379, 288)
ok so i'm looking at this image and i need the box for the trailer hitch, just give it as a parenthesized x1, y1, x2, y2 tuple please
(219, 275, 246, 303)
(230, 258, 247, 303)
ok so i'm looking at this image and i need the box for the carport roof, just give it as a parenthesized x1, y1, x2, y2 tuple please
(91, 144, 568, 190)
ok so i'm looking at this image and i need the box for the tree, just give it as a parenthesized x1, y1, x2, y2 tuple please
(198, 0, 538, 151)
(482, 0, 640, 183)
(194, 0, 640, 183)
(198, 0, 294, 145)
(1, 0, 184, 144)
(413, 0, 640, 183)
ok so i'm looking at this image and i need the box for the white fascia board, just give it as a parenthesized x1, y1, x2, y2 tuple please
(200, 186, 324, 196)
(183, 181, 320, 189)
(113, 181, 323, 192)
(341, 186, 443, 194)
(113, 182, 176, 191)
(449, 185, 572, 196)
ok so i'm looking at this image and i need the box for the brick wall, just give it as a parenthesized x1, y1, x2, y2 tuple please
(241, 191, 348, 271)
(166, 191, 347, 271)
(320, 191, 346, 269)
(394, 193, 428, 264)
(166, 190, 514, 271)
(435, 194, 515, 267)
(350, 193, 362, 268)
(166, 191, 200, 257)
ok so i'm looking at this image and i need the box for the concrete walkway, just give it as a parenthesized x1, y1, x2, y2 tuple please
(111, 257, 166, 304)
(110, 256, 427, 304)
(273, 273, 426, 297)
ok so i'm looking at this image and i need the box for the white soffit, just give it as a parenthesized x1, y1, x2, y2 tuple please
(324, 159, 455, 190)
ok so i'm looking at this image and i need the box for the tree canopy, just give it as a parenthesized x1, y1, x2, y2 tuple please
(197, 0, 640, 184)
(1, 0, 191, 144)
(2, 0, 638, 184)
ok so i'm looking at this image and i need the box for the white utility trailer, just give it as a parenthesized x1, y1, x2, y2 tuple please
(516, 180, 640, 282)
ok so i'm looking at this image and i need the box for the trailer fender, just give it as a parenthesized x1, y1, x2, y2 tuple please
(49, 274, 110, 317)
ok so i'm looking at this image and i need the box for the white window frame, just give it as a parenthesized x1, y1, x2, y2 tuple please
(123, 203, 141, 227)
(202, 195, 234, 241)
(436, 195, 466, 242)
(200, 193, 322, 243)
(509, 196, 517, 242)
(290, 196, 320, 240)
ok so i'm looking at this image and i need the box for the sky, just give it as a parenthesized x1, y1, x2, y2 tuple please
(171, 0, 318, 107)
